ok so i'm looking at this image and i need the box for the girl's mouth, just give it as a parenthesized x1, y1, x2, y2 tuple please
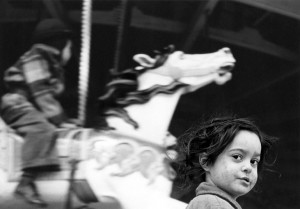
(241, 177, 250, 184)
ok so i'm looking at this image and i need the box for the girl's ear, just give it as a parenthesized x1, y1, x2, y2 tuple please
(199, 153, 209, 171)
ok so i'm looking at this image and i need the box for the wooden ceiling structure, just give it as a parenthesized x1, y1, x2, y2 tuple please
(1, 0, 300, 98)
(1, 0, 300, 61)
(1, 1, 300, 209)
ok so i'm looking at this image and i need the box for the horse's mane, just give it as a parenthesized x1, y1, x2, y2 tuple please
(97, 45, 188, 129)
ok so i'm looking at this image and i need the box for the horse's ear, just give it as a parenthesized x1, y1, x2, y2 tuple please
(133, 54, 156, 68)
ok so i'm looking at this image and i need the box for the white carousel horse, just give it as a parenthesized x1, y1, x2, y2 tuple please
(0, 45, 235, 209)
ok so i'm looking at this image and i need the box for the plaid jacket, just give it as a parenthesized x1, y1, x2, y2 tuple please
(3, 44, 66, 125)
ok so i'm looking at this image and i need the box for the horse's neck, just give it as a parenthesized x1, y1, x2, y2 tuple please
(137, 72, 174, 90)
(107, 72, 183, 146)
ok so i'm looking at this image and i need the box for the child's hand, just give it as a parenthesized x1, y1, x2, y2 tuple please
(67, 118, 83, 127)
(59, 122, 78, 129)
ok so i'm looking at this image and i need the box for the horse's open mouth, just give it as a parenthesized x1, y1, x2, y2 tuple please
(220, 63, 235, 73)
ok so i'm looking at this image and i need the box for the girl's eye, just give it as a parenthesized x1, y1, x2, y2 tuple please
(232, 154, 242, 160)
(251, 159, 260, 166)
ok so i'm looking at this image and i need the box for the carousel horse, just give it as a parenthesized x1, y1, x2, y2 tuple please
(0, 45, 235, 209)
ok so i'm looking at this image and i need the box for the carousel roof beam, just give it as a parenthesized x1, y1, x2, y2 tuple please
(0, 0, 38, 22)
(113, 0, 133, 73)
(69, 7, 298, 61)
(68, 6, 185, 33)
(182, 0, 220, 51)
(208, 27, 298, 62)
(42, 0, 69, 22)
(131, 7, 185, 33)
(233, 0, 300, 20)
(252, 11, 271, 27)
(0, 18, 35, 22)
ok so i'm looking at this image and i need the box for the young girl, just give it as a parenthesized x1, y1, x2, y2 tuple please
(175, 116, 277, 209)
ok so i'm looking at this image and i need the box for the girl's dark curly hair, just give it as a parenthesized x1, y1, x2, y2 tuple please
(174, 116, 277, 190)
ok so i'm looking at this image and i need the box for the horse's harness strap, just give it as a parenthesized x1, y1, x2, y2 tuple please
(58, 128, 91, 161)
(72, 180, 99, 203)
(64, 128, 99, 208)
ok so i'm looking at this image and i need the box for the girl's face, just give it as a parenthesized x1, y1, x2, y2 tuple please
(205, 130, 261, 200)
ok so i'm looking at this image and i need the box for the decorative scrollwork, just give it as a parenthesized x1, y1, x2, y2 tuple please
(89, 138, 175, 184)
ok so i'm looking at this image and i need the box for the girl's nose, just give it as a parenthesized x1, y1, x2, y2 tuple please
(242, 163, 252, 173)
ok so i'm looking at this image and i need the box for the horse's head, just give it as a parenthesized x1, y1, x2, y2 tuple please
(133, 46, 235, 89)
(98, 46, 235, 134)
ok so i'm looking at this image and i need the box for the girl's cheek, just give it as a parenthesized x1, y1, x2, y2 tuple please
(252, 172, 258, 185)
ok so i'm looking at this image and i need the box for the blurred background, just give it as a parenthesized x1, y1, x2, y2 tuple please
(0, 0, 300, 208)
